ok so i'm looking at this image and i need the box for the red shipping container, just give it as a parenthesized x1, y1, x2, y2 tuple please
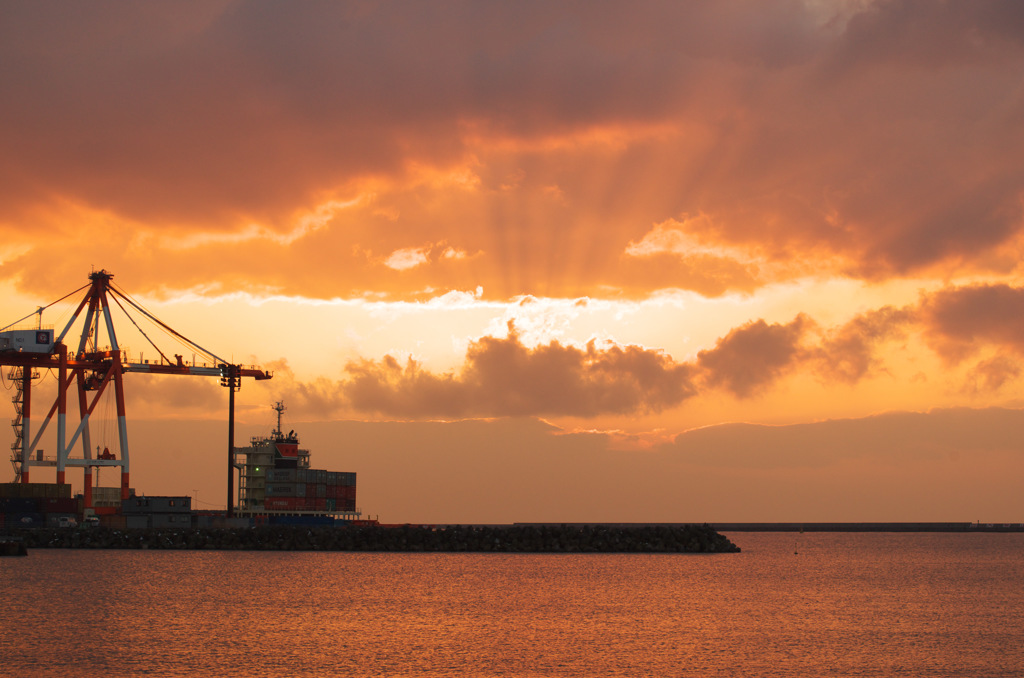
(43, 497, 79, 513)
(266, 497, 302, 511)
(315, 498, 326, 510)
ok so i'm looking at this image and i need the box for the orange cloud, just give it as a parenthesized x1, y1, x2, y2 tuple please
(249, 283, 1024, 420)
(2, 1, 1022, 303)
(919, 284, 1024, 363)
(343, 323, 697, 417)
(965, 356, 1021, 394)
(812, 306, 916, 384)
(696, 317, 810, 398)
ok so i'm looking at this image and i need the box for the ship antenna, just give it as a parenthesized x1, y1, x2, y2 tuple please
(272, 401, 285, 438)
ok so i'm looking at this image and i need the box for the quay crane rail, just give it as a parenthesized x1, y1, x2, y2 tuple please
(0, 270, 271, 511)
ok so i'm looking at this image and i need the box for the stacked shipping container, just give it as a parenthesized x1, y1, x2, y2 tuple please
(0, 482, 82, 528)
(260, 468, 356, 513)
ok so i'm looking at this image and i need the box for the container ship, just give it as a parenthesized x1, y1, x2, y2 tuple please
(234, 402, 359, 521)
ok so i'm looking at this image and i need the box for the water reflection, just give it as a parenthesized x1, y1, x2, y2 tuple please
(2, 533, 1022, 676)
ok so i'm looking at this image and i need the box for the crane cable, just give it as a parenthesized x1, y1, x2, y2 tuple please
(106, 290, 173, 366)
(0, 283, 90, 333)
(109, 283, 226, 365)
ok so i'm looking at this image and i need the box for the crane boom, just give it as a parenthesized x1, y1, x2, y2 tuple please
(0, 270, 272, 510)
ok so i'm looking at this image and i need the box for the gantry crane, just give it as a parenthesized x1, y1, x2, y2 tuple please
(0, 270, 271, 512)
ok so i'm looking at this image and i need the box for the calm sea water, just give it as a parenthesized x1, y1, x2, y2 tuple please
(2, 532, 1022, 677)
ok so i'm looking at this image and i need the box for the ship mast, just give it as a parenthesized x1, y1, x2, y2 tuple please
(272, 401, 286, 439)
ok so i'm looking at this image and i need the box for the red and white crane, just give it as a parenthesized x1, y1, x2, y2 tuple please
(0, 270, 271, 510)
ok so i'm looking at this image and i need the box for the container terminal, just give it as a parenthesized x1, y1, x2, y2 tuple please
(0, 272, 1018, 542)
(0, 270, 367, 531)
(0, 401, 365, 531)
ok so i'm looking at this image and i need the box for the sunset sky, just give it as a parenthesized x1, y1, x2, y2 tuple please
(2, 1, 1024, 523)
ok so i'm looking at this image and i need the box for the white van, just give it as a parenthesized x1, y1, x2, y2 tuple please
(58, 516, 78, 528)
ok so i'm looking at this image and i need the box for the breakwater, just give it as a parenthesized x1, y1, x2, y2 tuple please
(709, 522, 1024, 532)
(12, 523, 740, 553)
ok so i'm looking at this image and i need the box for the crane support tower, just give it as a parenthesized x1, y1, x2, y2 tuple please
(0, 270, 271, 509)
